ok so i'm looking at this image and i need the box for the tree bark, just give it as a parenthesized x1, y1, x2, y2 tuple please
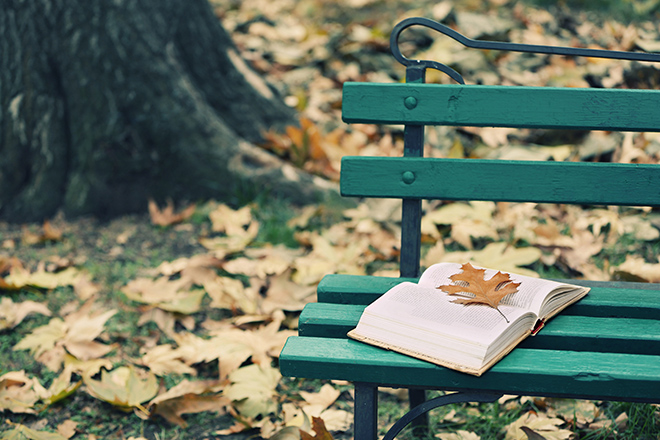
(1, 0, 337, 222)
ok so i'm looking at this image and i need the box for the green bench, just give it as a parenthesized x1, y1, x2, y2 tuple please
(279, 17, 660, 439)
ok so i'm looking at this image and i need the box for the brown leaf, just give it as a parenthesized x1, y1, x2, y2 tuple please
(84, 366, 158, 413)
(0, 297, 52, 330)
(56, 420, 78, 439)
(519, 426, 548, 440)
(300, 417, 334, 440)
(148, 379, 226, 427)
(148, 199, 195, 227)
(438, 262, 520, 322)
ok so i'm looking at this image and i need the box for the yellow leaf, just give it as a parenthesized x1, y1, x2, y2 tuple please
(14, 318, 67, 360)
(0, 297, 51, 330)
(84, 366, 158, 412)
(63, 355, 113, 378)
(42, 367, 82, 406)
(0, 371, 46, 414)
(1, 422, 68, 440)
(224, 364, 281, 419)
(4, 267, 79, 291)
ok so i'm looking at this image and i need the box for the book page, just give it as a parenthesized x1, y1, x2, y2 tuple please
(360, 281, 530, 346)
(417, 263, 569, 316)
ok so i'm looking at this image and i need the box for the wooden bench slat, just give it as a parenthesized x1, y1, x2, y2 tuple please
(317, 275, 660, 319)
(341, 157, 660, 206)
(317, 274, 417, 304)
(280, 336, 660, 403)
(342, 83, 660, 132)
(298, 303, 660, 355)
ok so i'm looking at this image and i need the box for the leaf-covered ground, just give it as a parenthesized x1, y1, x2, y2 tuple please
(3, 0, 660, 439)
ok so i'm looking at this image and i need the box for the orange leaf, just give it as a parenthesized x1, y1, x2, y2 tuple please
(300, 416, 334, 440)
(437, 263, 520, 322)
(148, 199, 195, 227)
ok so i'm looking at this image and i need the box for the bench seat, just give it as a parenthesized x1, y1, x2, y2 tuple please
(281, 337, 660, 403)
(281, 273, 660, 403)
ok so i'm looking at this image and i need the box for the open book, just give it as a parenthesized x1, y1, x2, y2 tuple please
(348, 262, 589, 376)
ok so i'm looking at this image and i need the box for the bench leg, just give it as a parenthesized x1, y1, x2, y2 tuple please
(409, 389, 427, 436)
(354, 383, 378, 440)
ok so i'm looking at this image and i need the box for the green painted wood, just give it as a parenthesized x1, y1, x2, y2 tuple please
(519, 315, 660, 355)
(317, 274, 660, 318)
(317, 274, 417, 304)
(341, 157, 660, 206)
(280, 337, 660, 403)
(342, 83, 660, 132)
(298, 303, 364, 338)
(297, 303, 660, 354)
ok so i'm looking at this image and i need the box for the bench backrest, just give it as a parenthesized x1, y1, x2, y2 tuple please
(340, 18, 660, 279)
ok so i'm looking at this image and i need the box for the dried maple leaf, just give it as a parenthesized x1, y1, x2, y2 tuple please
(0, 297, 51, 330)
(147, 379, 227, 427)
(438, 263, 520, 323)
(13, 304, 117, 371)
(148, 199, 195, 227)
(300, 416, 334, 440)
(224, 364, 281, 419)
(84, 366, 158, 414)
(1, 421, 68, 440)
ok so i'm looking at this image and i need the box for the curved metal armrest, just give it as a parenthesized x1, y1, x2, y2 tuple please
(390, 16, 660, 84)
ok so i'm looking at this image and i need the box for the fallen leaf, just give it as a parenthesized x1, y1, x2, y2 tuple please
(0, 421, 68, 440)
(503, 413, 572, 440)
(615, 255, 660, 282)
(545, 399, 600, 426)
(203, 276, 259, 314)
(148, 199, 196, 227)
(20, 220, 63, 245)
(299, 416, 333, 440)
(438, 262, 520, 322)
(2, 266, 79, 291)
(140, 344, 199, 376)
(224, 364, 281, 419)
(0, 297, 51, 330)
(73, 274, 101, 300)
(436, 430, 481, 440)
(519, 427, 548, 440)
(208, 204, 250, 233)
(148, 379, 227, 427)
(122, 277, 205, 314)
(63, 355, 113, 378)
(0, 371, 46, 414)
(56, 420, 78, 439)
(42, 367, 82, 407)
(84, 366, 158, 413)
(14, 305, 116, 371)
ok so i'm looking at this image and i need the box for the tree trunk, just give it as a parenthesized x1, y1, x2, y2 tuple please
(1, 0, 337, 222)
